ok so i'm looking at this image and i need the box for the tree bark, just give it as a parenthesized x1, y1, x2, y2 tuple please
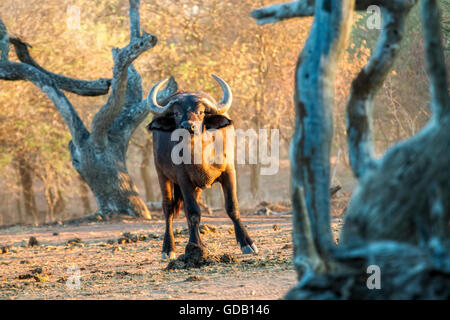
(78, 174, 92, 214)
(69, 136, 150, 218)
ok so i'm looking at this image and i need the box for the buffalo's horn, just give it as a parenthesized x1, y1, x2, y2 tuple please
(147, 78, 173, 115)
(210, 74, 232, 114)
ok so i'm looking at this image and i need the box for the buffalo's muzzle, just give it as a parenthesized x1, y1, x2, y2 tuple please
(180, 121, 196, 134)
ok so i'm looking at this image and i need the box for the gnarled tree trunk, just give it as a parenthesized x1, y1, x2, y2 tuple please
(0, 0, 177, 219)
(253, 0, 450, 299)
(71, 135, 151, 217)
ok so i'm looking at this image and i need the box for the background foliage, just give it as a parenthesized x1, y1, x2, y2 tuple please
(0, 0, 447, 225)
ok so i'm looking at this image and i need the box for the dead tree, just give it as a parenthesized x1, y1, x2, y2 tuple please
(253, 0, 450, 299)
(0, 0, 177, 219)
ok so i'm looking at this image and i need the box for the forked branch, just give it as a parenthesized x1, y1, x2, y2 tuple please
(90, 0, 157, 147)
(346, 1, 416, 179)
(255, 0, 354, 273)
(110, 76, 178, 147)
(0, 16, 117, 147)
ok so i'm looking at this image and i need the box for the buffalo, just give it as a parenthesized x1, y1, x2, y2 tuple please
(146, 74, 258, 259)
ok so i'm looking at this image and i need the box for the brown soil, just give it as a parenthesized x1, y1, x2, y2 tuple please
(0, 208, 344, 300)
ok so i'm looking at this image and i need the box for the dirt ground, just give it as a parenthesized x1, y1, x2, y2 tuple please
(0, 203, 345, 300)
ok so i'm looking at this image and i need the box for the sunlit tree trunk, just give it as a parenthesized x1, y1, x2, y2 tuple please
(249, 162, 261, 200)
(15, 197, 22, 224)
(15, 155, 38, 225)
(14, 165, 23, 224)
(44, 185, 65, 222)
(54, 188, 65, 220)
(140, 138, 155, 202)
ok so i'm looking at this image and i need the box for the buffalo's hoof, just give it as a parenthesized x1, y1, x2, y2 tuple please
(162, 252, 177, 260)
(241, 244, 258, 254)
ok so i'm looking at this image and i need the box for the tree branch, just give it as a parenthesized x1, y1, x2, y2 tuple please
(251, 0, 315, 25)
(129, 0, 141, 41)
(0, 62, 89, 146)
(0, 18, 114, 149)
(90, 0, 157, 147)
(289, 0, 354, 273)
(109, 76, 178, 148)
(292, 186, 326, 276)
(421, 0, 449, 116)
(251, 0, 415, 25)
(124, 64, 143, 106)
(9, 37, 111, 96)
(346, 1, 416, 179)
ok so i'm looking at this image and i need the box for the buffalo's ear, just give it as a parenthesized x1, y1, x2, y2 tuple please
(146, 116, 176, 132)
(204, 115, 232, 130)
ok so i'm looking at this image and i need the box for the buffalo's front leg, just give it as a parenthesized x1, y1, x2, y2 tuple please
(220, 166, 258, 254)
(158, 175, 182, 260)
(178, 180, 205, 259)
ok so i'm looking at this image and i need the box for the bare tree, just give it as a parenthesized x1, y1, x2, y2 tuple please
(0, 0, 177, 219)
(253, 0, 450, 299)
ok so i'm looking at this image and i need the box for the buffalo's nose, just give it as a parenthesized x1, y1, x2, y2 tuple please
(180, 121, 195, 133)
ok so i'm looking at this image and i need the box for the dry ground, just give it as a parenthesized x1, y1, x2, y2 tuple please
(0, 205, 345, 300)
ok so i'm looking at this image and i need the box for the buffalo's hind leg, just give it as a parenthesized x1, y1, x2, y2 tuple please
(219, 166, 258, 254)
(159, 176, 182, 260)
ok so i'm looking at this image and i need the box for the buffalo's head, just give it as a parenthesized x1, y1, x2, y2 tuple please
(146, 74, 233, 134)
